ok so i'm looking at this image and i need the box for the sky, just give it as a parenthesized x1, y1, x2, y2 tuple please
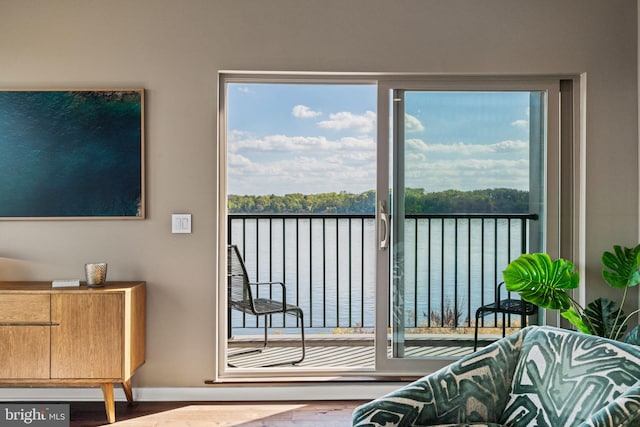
(226, 83, 537, 196)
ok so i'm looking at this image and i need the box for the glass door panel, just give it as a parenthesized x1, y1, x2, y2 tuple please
(222, 78, 379, 374)
(378, 83, 552, 369)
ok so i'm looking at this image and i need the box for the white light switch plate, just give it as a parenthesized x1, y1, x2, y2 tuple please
(172, 214, 192, 233)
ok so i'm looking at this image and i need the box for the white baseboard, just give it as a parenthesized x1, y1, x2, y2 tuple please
(0, 383, 403, 402)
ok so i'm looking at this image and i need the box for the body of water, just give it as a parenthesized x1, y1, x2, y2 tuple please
(229, 216, 533, 334)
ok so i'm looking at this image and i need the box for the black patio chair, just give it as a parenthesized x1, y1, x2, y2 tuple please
(227, 244, 305, 366)
(473, 281, 537, 351)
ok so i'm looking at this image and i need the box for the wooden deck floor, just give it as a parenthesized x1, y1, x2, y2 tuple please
(227, 334, 495, 368)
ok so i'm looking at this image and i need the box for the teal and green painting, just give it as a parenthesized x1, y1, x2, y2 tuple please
(0, 90, 144, 218)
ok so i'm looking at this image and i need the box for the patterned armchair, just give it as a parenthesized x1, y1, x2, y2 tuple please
(353, 326, 640, 427)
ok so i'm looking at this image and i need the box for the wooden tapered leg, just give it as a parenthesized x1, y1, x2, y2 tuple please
(122, 379, 134, 404)
(100, 383, 116, 424)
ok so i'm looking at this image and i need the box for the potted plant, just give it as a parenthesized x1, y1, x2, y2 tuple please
(502, 244, 640, 345)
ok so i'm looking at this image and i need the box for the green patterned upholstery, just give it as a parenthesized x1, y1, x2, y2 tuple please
(352, 326, 640, 427)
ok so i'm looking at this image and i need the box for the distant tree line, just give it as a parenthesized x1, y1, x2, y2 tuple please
(228, 188, 529, 214)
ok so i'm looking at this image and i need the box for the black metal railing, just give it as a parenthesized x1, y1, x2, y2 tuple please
(228, 212, 538, 333)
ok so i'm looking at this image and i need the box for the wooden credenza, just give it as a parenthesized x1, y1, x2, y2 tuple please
(0, 281, 146, 424)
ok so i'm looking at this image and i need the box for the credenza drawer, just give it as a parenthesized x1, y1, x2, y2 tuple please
(0, 294, 50, 323)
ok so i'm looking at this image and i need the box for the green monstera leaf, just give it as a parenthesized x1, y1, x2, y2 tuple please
(602, 244, 640, 289)
(582, 297, 627, 339)
(624, 325, 640, 345)
(560, 306, 591, 334)
(503, 253, 579, 310)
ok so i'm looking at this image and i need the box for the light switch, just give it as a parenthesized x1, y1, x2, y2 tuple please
(172, 214, 192, 234)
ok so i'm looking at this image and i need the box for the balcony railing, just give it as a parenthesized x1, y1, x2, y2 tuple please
(228, 212, 538, 333)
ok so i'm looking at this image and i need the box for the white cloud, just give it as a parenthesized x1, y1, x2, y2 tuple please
(227, 152, 254, 168)
(406, 139, 528, 155)
(228, 152, 376, 195)
(229, 132, 374, 153)
(227, 131, 377, 195)
(231, 134, 336, 152)
(437, 158, 528, 170)
(333, 151, 376, 163)
(227, 129, 252, 143)
(237, 86, 251, 94)
(407, 139, 430, 151)
(292, 104, 322, 118)
(512, 108, 530, 127)
(228, 134, 529, 195)
(406, 152, 426, 162)
(339, 136, 376, 150)
(405, 114, 425, 132)
(491, 140, 529, 152)
(317, 111, 376, 134)
(404, 158, 530, 191)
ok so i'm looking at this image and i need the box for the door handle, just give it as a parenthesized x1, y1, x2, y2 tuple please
(379, 200, 389, 250)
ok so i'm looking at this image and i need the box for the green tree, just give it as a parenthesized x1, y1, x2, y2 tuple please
(228, 188, 530, 214)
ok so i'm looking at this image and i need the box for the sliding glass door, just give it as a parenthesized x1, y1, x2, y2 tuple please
(218, 73, 567, 378)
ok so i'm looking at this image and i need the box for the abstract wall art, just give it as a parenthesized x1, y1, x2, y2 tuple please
(0, 89, 144, 219)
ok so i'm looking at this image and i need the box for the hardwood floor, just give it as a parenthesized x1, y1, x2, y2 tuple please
(69, 401, 367, 426)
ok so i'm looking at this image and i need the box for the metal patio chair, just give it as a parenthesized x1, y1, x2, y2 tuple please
(227, 244, 305, 366)
(473, 281, 538, 351)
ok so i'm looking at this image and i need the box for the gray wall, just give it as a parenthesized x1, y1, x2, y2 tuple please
(0, 0, 637, 387)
